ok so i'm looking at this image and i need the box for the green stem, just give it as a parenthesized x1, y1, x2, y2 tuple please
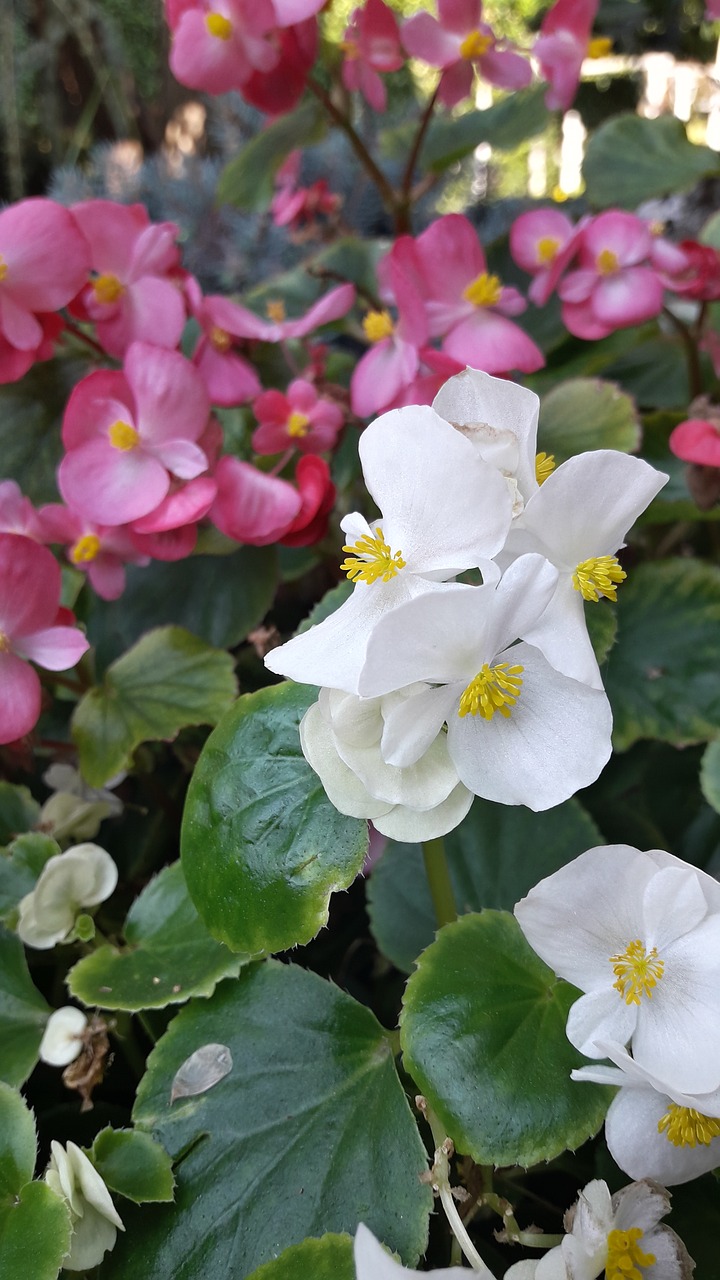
(422, 837, 457, 929)
(396, 86, 439, 233)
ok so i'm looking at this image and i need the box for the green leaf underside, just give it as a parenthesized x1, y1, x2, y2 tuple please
(72, 626, 238, 786)
(98, 963, 430, 1279)
(90, 1128, 175, 1203)
(0, 927, 51, 1087)
(400, 912, 611, 1168)
(67, 862, 245, 1012)
(538, 378, 641, 461)
(181, 683, 368, 954)
(246, 1234, 354, 1280)
(583, 113, 719, 209)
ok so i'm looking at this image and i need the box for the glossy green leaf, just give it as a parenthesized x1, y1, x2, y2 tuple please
(538, 378, 641, 461)
(98, 963, 430, 1278)
(605, 560, 720, 751)
(89, 1128, 175, 1204)
(400, 912, 611, 1167)
(181, 683, 368, 954)
(583, 114, 719, 209)
(247, 1234, 354, 1280)
(217, 101, 327, 209)
(0, 1082, 36, 1194)
(0, 835, 61, 920)
(67, 862, 245, 1011)
(0, 784, 40, 845)
(72, 626, 238, 786)
(421, 86, 549, 172)
(0, 927, 51, 1087)
(700, 740, 720, 814)
(367, 799, 602, 973)
(0, 1082, 72, 1280)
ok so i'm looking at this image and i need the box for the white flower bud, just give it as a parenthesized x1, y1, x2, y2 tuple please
(39, 1006, 88, 1067)
(45, 1140, 124, 1272)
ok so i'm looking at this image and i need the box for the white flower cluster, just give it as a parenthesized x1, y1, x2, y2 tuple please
(516, 844, 720, 1187)
(266, 369, 667, 835)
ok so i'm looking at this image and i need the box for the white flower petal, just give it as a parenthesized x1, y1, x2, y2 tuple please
(604, 1085, 720, 1185)
(62, 1204, 119, 1272)
(380, 684, 459, 768)
(642, 866, 708, 951)
(354, 1223, 464, 1279)
(67, 1142, 124, 1230)
(611, 1179, 670, 1235)
(432, 367, 540, 504)
(39, 1007, 88, 1067)
(519, 573, 602, 688)
(373, 783, 474, 843)
(565, 987, 637, 1059)
(299, 702, 392, 821)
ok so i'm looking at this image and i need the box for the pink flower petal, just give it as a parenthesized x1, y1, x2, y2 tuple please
(0, 650, 41, 744)
(669, 418, 720, 468)
(130, 524, 198, 560)
(95, 276, 186, 360)
(0, 294, 43, 351)
(0, 199, 91, 311)
(149, 438, 209, 480)
(561, 298, 613, 340)
(210, 456, 302, 544)
(478, 48, 531, 91)
(581, 210, 652, 268)
(59, 439, 171, 526)
(0, 534, 61, 637)
(71, 200, 149, 278)
(351, 337, 420, 417)
(125, 342, 209, 444)
(282, 283, 356, 337)
(442, 310, 545, 374)
(16, 625, 89, 672)
(438, 0, 481, 34)
(132, 476, 218, 532)
(592, 267, 663, 328)
(437, 59, 474, 108)
(87, 556, 128, 601)
(402, 12, 459, 67)
(194, 342, 262, 406)
(62, 371, 133, 449)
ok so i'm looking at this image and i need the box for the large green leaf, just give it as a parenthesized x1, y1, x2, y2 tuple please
(400, 912, 611, 1167)
(421, 86, 550, 172)
(67, 862, 245, 1011)
(538, 378, 641, 461)
(0, 1082, 72, 1280)
(98, 963, 431, 1279)
(217, 101, 327, 209)
(367, 799, 602, 974)
(89, 1128, 175, 1204)
(0, 926, 51, 1087)
(181, 682, 368, 954)
(247, 1235, 354, 1280)
(605, 560, 720, 751)
(72, 626, 238, 786)
(583, 114, 720, 209)
(0, 784, 40, 845)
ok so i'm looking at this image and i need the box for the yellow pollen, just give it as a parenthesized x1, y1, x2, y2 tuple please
(92, 273, 125, 305)
(535, 451, 556, 485)
(606, 1228, 655, 1280)
(463, 272, 503, 308)
(597, 248, 620, 275)
(587, 35, 613, 58)
(287, 410, 310, 438)
(658, 1104, 720, 1148)
(206, 11, 232, 39)
(572, 554, 626, 603)
(340, 526, 405, 585)
(537, 236, 561, 265)
(610, 939, 664, 1005)
(70, 533, 101, 565)
(458, 663, 524, 721)
(0, 255, 7, 282)
(0, 631, 10, 653)
(108, 419, 140, 452)
(363, 310, 395, 343)
(210, 325, 232, 352)
(649, 219, 665, 237)
(341, 38, 360, 58)
(459, 29, 493, 59)
(266, 299, 286, 323)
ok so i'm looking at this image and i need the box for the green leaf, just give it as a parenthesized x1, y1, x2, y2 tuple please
(421, 86, 550, 172)
(600, 336, 695, 411)
(0, 1082, 72, 1280)
(89, 1128, 175, 1204)
(0, 1081, 36, 1194)
(0, 926, 51, 1087)
(217, 101, 327, 210)
(400, 912, 611, 1167)
(72, 626, 238, 786)
(0, 358, 88, 504)
(367, 799, 602, 974)
(700, 740, 720, 814)
(605, 560, 720, 751)
(67, 862, 245, 1011)
(0, 784, 40, 845)
(583, 114, 720, 210)
(98, 964, 431, 1278)
(586, 600, 617, 667)
(538, 378, 641, 461)
(0, 835, 61, 920)
(247, 1234, 354, 1280)
(181, 683, 368, 954)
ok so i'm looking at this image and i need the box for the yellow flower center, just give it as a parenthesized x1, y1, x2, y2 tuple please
(658, 1104, 720, 1148)
(537, 236, 561, 265)
(459, 29, 493, 59)
(597, 248, 620, 276)
(340, 526, 406, 585)
(287, 410, 310, 438)
(587, 35, 613, 58)
(606, 1228, 655, 1280)
(463, 272, 503, 308)
(535, 451, 556, 485)
(572, 555, 626, 602)
(649, 219, 665, 237)
(92, 273, 125, 305)
(210, 325, 232, 352)
(266, 299, 286, 323)
(458, 662, 524, 721)
(0, 631, 11, 653)
(70, 534, 102, 565)
(206, 11, 233, 39)
(610, 939, 664, 1005)
(108, 419, 140, 451)
(363, 310, 395, 343)
(0, 255, 8, 282)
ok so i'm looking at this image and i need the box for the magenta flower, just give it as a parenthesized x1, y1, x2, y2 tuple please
(59, 342, 211, 527)
(402, 0, 530, 109)
(558, 211, 665, 340)
(670, 418, 720, 469)
(0, 481, 46, 541)
(534, 0, 601, 112)
(271, 153, 341, 230)
(252, 379, 343, 454)
(210, 456, 302, 545)
(279, 455, 335, 548)
(0, 534, 89, 744)
(510, 207, 587, 306)
(342, 0, 404, 113)
(242, 17, 319, 115)
(707, 0, 720, 17)
(187, 281, 262, 407)
(40, 504, 149, 602)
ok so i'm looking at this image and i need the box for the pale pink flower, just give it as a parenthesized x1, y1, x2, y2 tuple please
(252, 378, 343, 454)
(534, 0, 600, 112)
(558, 211, 665, 340)
(190, 279, 355, 367)
(0, 480, 46, 540)
(402, 0, 530, 109)
(510, 207, 586, 306)
(187, 280, 262, 407)
(342, 0, 404, 113)
(166, 0, 278, 94)
(210, 456, 302, 545)
(39, 504, 149, 601)
(351, 258, 429, 418)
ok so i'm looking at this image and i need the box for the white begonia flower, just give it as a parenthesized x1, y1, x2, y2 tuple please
(572, 1040, 720, 1186)
(514, 845, 720, 1094)
(39, 1006, 89, 1067)
(16, 842, 118, 949)
(40, 763, 123, 842)
(45, 1140, 125, 1272)
(300, 685, 473, 842)
(265, 404, 513, 694)
(357, 554, 612, 812)
(354, 1223, 469, 1279)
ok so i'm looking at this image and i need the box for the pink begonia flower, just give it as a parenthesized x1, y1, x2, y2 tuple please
(383, 349, 465, 411)
(558, 211, 665, 340)
(242, 18, 318, 115)
(39, 504, 149, 602)
(252, 378, 343, 454)
(351, 259, 429, 418)
(0, 480, 47, 540)
(402, 0, 530, 109)
(59, 342, 210, 527)
(71, 201, 185, 359)
(663, 239, 720, 301)
(0, 534, 89, 744)
(0, 312, 64, 386)
(280, 455, 335, 547)
(271, 153, 341, 230)
(669, 418, 720, 468)
(534, 0, 602, 112)
(130, 524, 199, 561)
(210, 456, 303, 545)
(190, 278, 354, 357)
(707, 0, 720, 17)
(128, 476, 218, 562)
(166, 0, 278, 94)
(510, 207, 587, 306)
(187, 280, 262, 407)
(342, 0, 404, 113)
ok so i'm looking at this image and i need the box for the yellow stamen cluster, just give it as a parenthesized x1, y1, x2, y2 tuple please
(70, 534, 102, 565)
(0, 631, 10, 653)
(535, 451, 556, 485)
(287, 410, 310, 439)
(463, 272, 503, 309)
(363, 310, 395, 343)
(658, 1104, 720, 1148)
(587, 35, 613, 58)
(537, 236, 561, 265)
(610, 939, 664, 1005)
(0, 255, 8, 282)
(459, 29, 493, 59)
(606, 1228, 655, 1280)
(206, 11, 232, 39)
(210, 326, 232, 353)
(597, 248, 620, 275)
(108, 419, 140, 452)
(266, 299, 286, 323)
(92, 273, 125, 305)
(340, 526, 405, 585)
(458, 663, 524, 721)
(572, 554, 626, 602)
